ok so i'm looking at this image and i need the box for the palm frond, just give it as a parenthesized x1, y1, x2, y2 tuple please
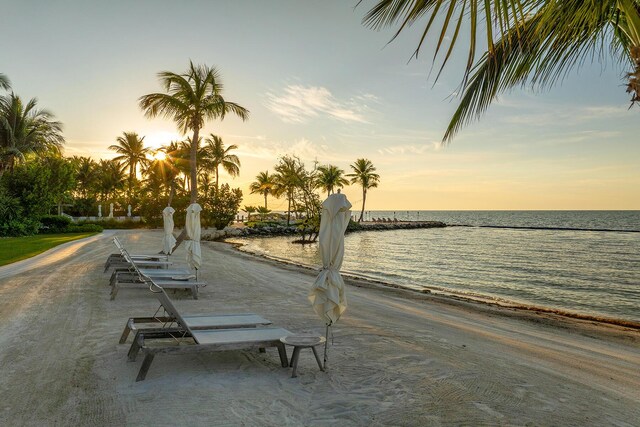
(444, 0, 632, 141)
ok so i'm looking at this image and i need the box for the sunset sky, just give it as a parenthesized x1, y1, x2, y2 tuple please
(2, 0, 639, 210)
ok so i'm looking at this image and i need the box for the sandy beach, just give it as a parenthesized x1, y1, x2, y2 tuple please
(0, 230, 638, 426)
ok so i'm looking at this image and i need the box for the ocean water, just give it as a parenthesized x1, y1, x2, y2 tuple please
(231, 211, 640, 323)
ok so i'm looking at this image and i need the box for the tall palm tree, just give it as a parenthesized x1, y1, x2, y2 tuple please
(108, 131, 150, 199)
(202, 134, 240, 190)
(347, 158, 380, 222)
(315, 164, 349, 197)
(139, 61, 249, 204)
(0, 93, 64, 177)
(361, 0, 640, 141)
(249, 170, 276, 209)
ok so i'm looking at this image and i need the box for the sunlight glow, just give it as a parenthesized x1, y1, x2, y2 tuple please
(153, 151, 167, 161)
(145, 131, 183, 149)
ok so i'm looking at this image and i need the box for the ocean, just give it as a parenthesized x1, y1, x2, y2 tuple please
(231, 211, 640, 323)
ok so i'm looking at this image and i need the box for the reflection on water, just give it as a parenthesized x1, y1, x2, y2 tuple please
(231, 226, 640, 323)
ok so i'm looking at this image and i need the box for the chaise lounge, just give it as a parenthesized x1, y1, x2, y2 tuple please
(127, 284, 291, 381)
(109, 248, 205, 300)
(119, 287, 272, 343)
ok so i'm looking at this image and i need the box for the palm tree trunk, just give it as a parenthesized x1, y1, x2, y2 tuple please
(215, 167, 219, 191)
(286, 195, 291, 226)
(167, 182, 176, 206)
(190, 127, 200, 203)
(129, 163, 135, 202)
(359, 188, 367, 222)
(264, 193, 268, 209)
(172, 127, 200, 253)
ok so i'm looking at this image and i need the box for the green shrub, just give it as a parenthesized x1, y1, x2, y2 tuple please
(202, 184, 242, 230)
(39, 215, 72, 233)
(0, 187, 23, 223)
(346, 219, 363, 232)
(65, 224, 103, 233)
(76, 219, 143, 229)
(246, 221, 282, 228)
(0, 218, 41, 237)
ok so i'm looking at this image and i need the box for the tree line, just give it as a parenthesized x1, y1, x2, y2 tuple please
(0, 66, 381, 239)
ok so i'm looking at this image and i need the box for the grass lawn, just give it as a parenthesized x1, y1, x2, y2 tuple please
(0, 233, 98, 267)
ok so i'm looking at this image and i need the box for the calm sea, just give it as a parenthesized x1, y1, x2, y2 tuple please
(231, 211, 640, 323)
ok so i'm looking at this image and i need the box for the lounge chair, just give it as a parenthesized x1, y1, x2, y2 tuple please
(127, 285, 291, 381)
(108, 244, 192, 281)
(109, 248, 204, 300)
(119, 287, 272, 343)
(104, 237, 171, 272)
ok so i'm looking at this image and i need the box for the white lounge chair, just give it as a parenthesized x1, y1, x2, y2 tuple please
(127, 284, 291, 381)
(119, 287, 272, 343)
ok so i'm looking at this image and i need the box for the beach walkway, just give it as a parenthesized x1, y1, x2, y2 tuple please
(0, 230, 638, 426)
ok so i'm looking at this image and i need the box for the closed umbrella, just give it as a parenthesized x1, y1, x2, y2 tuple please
(185, 203, 202, 277)
(162, 206, 176, 255)
(308, 191, 352, 369)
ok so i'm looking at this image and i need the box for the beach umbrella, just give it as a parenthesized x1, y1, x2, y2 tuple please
(308, 191, 352, 369)
(162, 206, 177, 255)
(185, 203, 202, 276)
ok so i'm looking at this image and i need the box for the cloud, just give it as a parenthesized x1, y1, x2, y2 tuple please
(500, 104, 630, 127)
(376, 142, 442, 156)
(237, 137, 341, 163)
(265, 85, 368, 124)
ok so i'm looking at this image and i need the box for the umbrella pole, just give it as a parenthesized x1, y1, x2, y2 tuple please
(323, 324, 330, 371)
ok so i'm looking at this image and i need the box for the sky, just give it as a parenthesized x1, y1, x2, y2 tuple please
(1, 0, 639, 210)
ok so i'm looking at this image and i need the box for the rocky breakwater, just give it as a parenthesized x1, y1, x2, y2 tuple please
(201, 221, 447, 241)
(201, 225, 300, 241)
(353, 221, 447, 232)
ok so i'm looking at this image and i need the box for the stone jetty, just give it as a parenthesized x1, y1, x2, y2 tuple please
(201, 221, 447, 241)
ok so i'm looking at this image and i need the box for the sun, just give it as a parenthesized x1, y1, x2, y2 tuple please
(153, 151, 167, 161)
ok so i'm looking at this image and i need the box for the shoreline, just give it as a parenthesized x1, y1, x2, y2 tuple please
(2, 229, 639, 425)
(224, 239, 640, 332)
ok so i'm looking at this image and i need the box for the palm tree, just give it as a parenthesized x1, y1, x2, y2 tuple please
(347, 158, 380, 222)
(108, 132, 150, 199)
(164, 139, 193, 191)
(72, 156, 97, 199)
(0, 74, 10, 91)
(243, 205, 257, 221)
(96, 159, 126, 202)
(0, 93, 64, 177)
(361, 0, 640, 141)
(256, 206, 271, 221)
(202, 134, 240, 190)
(143, 148, 180, 203)
(315, 164, 349, 198)
(273, 156, 304, 226)
(249, 171, 276, 209)
(139, 61, 249, 204)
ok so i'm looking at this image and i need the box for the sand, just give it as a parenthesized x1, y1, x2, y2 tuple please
(0, 230, 638, 426)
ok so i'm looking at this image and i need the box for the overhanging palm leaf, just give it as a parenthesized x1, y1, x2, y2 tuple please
(360, 0, 640, 141)
(445, 0, 639, 140)
(0, 74, 10, 91)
